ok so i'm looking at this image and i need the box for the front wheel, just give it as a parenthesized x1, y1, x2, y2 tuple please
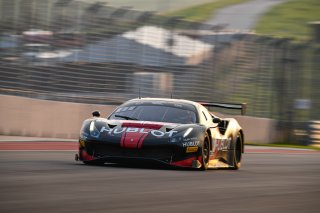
(200, 134, 210, 170)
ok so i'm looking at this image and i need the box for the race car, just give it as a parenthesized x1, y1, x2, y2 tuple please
(76, 98, 245, 170)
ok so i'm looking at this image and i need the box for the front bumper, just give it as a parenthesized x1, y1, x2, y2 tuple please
(77, 139, 202, 168)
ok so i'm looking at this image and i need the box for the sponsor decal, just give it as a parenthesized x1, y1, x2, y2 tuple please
(100, 126, 178, 149)
(213, 138, 231, 152)
(183, 137, 198, 142)
(186, 146, 198, 153)
(100, 126, 177, 137)
(182, 141, 199, 147)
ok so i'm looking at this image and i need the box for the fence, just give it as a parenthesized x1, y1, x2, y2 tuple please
(1, 0, 320, 144)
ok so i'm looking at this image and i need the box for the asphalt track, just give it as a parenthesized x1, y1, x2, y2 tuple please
(0, 144, 319, 213)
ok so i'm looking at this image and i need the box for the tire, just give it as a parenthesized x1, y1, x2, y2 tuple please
(200, 133, 210, 171)
(232, 132, 242, 170)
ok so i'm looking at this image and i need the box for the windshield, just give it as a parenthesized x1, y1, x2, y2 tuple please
(109, 103, 197, 124)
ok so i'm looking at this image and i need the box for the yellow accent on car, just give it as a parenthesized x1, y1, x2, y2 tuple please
(186, 146, 198, 153)
(79, 139, 85, 148)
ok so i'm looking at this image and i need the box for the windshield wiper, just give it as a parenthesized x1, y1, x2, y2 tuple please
(114, 114, 138, 120)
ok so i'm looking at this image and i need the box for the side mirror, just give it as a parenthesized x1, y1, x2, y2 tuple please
(213, 117, 221, 124)
(92, 111, 100, 117)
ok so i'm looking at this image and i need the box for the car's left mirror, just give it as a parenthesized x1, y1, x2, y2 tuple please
(92, 111, 100, 117)
(213, 117, 221, 123)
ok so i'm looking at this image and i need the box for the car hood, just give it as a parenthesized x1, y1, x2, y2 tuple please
(82, 119, 181, 137)
(80, 118, 203, 147)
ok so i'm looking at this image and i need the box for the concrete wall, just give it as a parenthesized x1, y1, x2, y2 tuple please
(234, 116, 277, 144)
(0, 95, 277, 143)
(0, 95, 117, 139)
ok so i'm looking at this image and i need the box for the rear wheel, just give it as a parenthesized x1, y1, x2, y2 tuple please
(200, 134, 210, 170)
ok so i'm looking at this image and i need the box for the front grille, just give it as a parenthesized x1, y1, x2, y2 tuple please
(86, 142, 173, 161)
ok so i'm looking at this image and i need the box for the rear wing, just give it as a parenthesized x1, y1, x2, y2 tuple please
(199, 102, 247, 115)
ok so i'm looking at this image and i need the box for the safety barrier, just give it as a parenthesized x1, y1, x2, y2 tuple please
(309, 121, 320, 147)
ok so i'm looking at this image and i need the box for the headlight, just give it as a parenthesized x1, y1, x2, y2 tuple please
(183, 127, 193, 138)
(89, 121, 100, 138)
(169, 127, 194, 143)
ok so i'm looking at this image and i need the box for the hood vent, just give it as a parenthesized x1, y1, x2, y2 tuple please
(107, 123, 117, 129)
(166, 127, 174, 132)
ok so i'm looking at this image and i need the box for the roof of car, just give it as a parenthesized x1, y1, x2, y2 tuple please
(122, 98, 224, 118)
(126, 98, 201, 107)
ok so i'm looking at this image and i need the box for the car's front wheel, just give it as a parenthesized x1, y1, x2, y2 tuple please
(200, 133, 210, 170)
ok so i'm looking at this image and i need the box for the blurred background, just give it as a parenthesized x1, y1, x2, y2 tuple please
(0, 0, 319, 146)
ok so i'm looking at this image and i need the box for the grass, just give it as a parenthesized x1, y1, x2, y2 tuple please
(254, 0, 320, 41)
(246, 142, 320, 151)
(164, 0, 250, 22)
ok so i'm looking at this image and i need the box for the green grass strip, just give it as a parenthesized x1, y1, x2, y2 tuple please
(254, 0, 320, 41)
(163, 0, 250, 22)
(246, 142, 320, 151)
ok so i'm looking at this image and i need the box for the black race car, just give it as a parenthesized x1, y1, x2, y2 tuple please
(76, 98, 245, 170)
